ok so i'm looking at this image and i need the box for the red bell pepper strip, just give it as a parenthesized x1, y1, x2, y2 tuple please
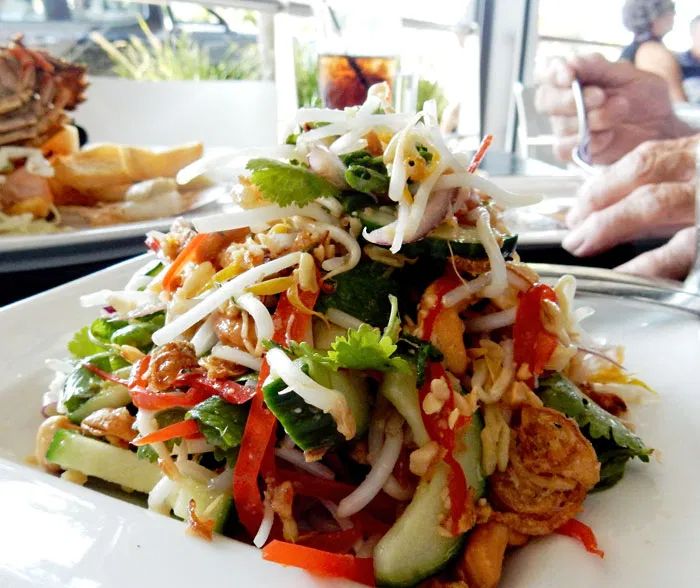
(296, 527, 363, 554)
(555, 518, 605, 558)
(132, 419, 201, 446)
(233, 285, 321, 538)
(419, 361, 470, 535)
(262, 541, 375, 586)
(513, 283, 559, 381)
(174, 373, 256, 404)
(129, 385, 213, 410)
(161, 233, 208, 293)
(83, 363, 128, 386)
(128, 356, 150, 388)
(420, 271, 464, 340)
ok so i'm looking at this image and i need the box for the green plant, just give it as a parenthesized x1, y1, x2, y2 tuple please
(417, 79, 447, 121)
(90, 18, 261, 81)
(294, 41, 321, 108)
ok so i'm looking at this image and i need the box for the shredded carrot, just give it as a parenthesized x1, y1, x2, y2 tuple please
(132, 419, 201, 446)
(161, 233, 208, 292)
(467, 134, 493, 173)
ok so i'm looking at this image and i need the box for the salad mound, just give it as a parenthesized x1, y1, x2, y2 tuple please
(36, 85, 652, 587)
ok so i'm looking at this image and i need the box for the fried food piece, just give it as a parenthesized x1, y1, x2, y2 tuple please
(0, 166, 53, 217)
(52, 142, 203, 194)
(489, 406, 599, 536)
(80, 407, 136, 448)
(147, 341, 198, 391)
(458, 521, 510, 588)
(41, 124, 79, 158)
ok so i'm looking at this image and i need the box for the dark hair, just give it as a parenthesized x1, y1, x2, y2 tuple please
(622, 0, 675, 35)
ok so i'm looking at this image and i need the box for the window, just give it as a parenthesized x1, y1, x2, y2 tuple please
(0, 0, 46, 22)
(169, 2, 221, 26)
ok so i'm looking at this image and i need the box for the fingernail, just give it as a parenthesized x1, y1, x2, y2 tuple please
(584, 87, 605, 108)
(562, 229, 585, 254)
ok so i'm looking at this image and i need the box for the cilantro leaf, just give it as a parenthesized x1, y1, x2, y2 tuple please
(537, 373, 652, 490)
(186, 396, 249, 452)
(246, 158, 339, 207)
(68, 326, 108, 358)
(327, 324, 410, 372)
(288, 325, 409, 373)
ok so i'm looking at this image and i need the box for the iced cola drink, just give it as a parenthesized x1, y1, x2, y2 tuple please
(318, 54, 397, 109)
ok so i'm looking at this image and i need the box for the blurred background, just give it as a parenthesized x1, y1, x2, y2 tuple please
(1, 0, 696, 157)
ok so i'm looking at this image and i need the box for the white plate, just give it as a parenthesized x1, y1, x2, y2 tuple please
(497, 175, 583, 248)
(0, 258, 699, 587)
(0, 186, 231, 272)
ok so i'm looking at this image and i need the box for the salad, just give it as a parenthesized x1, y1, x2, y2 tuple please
(35, 85, 653, 588)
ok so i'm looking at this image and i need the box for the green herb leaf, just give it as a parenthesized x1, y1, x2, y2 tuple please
(68, 326, 108, 358)
(136, 444, 159, 463)
(246, 158, 339, 207)
(340, 150, 389, 195)
(327, 324, 409, 372)
(416, 143, 433, 164)
(537, 373, 652, 490)
(186, 396, 249, 452)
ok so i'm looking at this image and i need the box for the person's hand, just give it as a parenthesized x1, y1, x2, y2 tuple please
(535, 54, 692, 164)
(562, 135, 699, 280)
(616, 226, 695, 280)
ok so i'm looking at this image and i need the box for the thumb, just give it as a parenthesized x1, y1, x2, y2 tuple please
(615, 227, 696, 281)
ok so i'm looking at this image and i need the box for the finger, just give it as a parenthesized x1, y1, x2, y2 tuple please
(571, 53, 640, 88)
(535, 84, 606, 117)
(541, 56, 575, 86)
(567, 140, 697, 225)
(586, 95, 630, 132)
(552, 127, 614, 164)
(562, 182, 695, 256)
(616, 227, 696, 280)
(553, 135, 578, 162)
(550, 115, 578, 137)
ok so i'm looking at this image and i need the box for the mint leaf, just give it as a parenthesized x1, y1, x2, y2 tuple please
(537, 373, 652, 490)
(246, 158, 339, 207)
(186, 396, 249, 451)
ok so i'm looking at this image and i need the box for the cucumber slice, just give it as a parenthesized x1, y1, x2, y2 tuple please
(45, 429, 161, 493)
(169, 478, 232, 533)
(357, 206, 517, 260)
(263, 363, 370, 450)
(263, 377, 342, 451)
(454, 411, 485, 499)
(373, 415, 484, 586)
(374, 464, 463, 587)
(68, 382, 131, 424)
(379, 369, 430, 447)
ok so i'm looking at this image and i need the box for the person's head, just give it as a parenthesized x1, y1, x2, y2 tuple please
(622, 0, 676, 39)
(691, 15, 700, 52)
